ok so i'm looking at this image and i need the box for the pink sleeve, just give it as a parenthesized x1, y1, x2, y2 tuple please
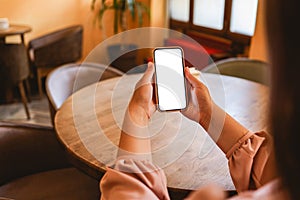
(100, 158, 170, 200)
(226, 131, 275, 193)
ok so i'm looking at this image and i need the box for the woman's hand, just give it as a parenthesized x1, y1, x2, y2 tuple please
(127, 62, 156, 126)
(118, 62, 156, 156)
(182, 68, 250, 153)
(181, 67, 214, 131)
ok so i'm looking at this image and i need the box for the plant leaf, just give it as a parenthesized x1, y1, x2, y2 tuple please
(136, 2, 151, 27)
(114, 2, 119, 34)
(127, 0, 135, 19)
(91, 0, 96, 10)
(91, 0, 150, 33)
(97, 4, 113, 29)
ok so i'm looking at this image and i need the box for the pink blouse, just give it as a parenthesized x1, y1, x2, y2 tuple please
(100, 131, 288, 199)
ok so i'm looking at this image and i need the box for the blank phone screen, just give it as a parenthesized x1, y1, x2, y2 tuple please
(154, 47, 187, 111)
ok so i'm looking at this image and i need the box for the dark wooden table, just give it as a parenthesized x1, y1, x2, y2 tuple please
(55, 72, 269, 192)
(0, 24, 32, 104)
(0, 24, 31, 43)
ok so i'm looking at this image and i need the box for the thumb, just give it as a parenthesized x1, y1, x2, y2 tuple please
(184, 67, 201, 88)
(142, 62, 155, 83)
(136, 62, 154, 88)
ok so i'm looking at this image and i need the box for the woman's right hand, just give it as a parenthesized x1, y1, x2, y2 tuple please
(181, 67, 214, 131)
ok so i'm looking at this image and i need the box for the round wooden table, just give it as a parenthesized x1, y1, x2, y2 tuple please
(55, 72, 269, 192)
(0, 24, 32, 43)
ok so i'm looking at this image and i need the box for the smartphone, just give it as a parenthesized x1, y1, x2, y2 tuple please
(153, 47, 188, 112)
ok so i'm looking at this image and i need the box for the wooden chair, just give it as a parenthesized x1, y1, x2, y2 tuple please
(0, 43, 31, 119)
(27, 25, 83, 99)
(45, 62, 124, 125)
(201, 57, 270, 85)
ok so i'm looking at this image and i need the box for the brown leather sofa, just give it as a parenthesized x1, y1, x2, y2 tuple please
(0, 121, 101, 199)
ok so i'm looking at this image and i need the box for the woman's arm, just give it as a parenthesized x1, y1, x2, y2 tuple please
(182, 68, 277, 191)
(117, 62, 156, 157)
(100, 63, 171, 200)
(182, 68, 249, 154)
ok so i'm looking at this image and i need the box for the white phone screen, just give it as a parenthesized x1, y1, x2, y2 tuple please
(153, 47, 187, 111)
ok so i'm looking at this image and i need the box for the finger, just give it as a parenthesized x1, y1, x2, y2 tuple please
(141, 62, 155, 83)
(135, 62, 154, 89)
(184, 67, 201, 88)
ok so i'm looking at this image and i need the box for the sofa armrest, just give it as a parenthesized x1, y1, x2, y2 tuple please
(0, 121, 71, 185)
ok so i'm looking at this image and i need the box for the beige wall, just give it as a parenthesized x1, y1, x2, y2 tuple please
(151, 0, 168, 28)
(249, 0, 269, 62)
(0, 0, 81, 34)
(79, 0, 104, 59)
(0, 0, 103, 60)
(0, 0, 157, 59)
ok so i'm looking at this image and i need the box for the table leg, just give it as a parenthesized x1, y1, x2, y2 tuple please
(18, 82, 31, 119)
(20, 34, 25, 44)
(0, 37, 5, 43)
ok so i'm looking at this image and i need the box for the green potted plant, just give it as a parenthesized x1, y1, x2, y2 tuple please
(91, 0, 150, 35)
(91, 0, 151, 72)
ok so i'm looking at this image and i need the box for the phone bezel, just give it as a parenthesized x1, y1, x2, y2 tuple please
(153, 46, 188, 112)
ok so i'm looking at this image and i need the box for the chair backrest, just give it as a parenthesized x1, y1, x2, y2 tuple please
(46, 62, 124, 114)
(28, 25, 83, 68)
(0, 43, 29, 87)
(201, 57, 270, 85)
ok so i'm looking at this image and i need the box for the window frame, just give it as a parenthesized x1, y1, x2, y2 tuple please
(169, 0, 258, 45)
